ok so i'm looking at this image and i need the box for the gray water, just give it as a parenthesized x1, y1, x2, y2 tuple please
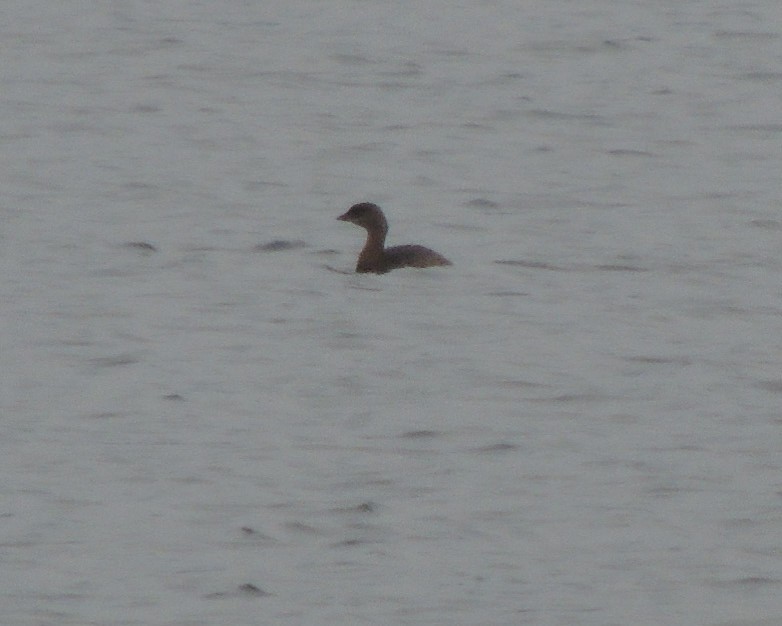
(2, 1, 782, 624)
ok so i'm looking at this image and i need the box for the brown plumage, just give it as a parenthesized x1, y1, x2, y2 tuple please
(337, 202, 452, 274)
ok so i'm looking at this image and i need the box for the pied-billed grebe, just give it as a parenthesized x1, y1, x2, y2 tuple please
(337, 202, 452, 274)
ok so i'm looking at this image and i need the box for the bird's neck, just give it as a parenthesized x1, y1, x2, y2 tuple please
(357, 227, 387, 272)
